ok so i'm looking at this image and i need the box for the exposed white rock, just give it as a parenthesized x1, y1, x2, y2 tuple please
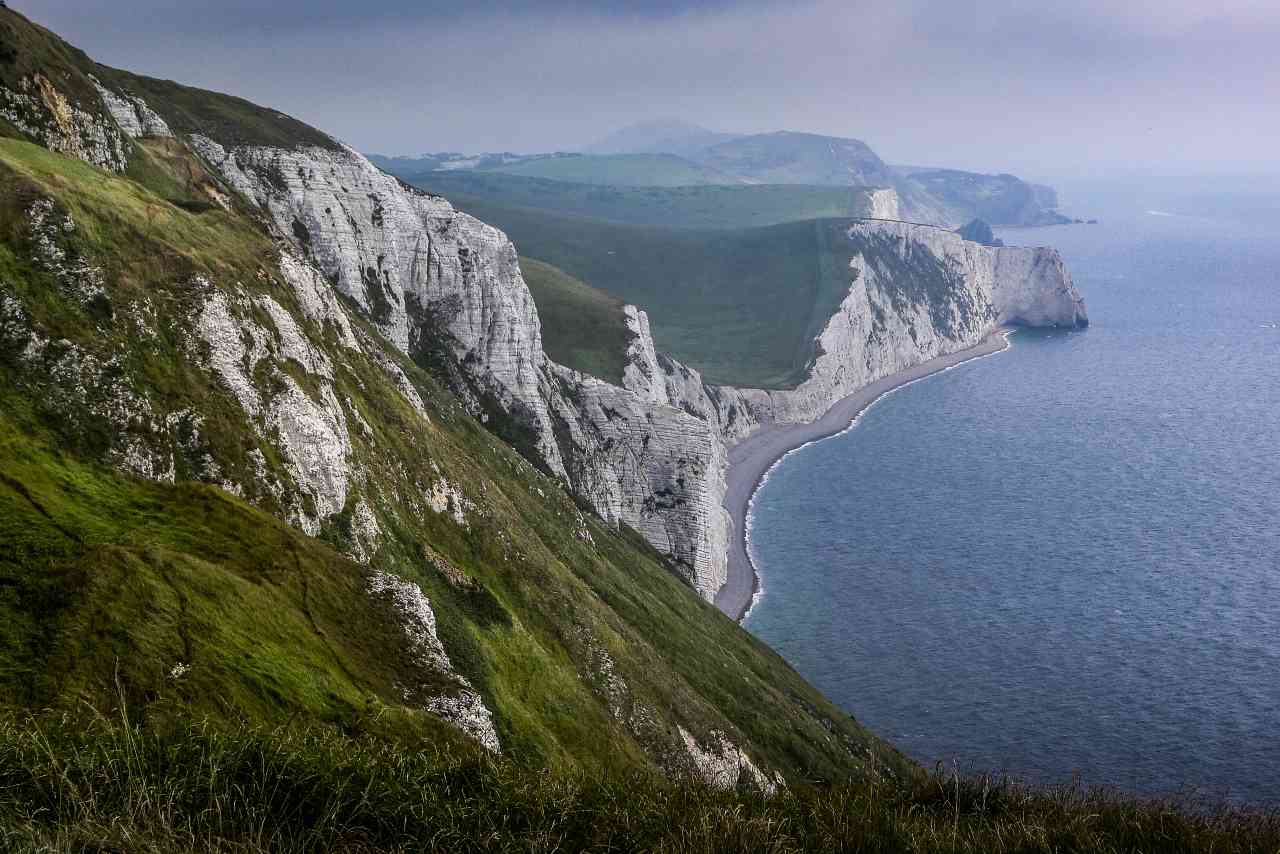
(27, 199, 108, 311)
(425, 477, 473, 528)
(677, 726, 781, 795)
(254, 293, 334, 379)
(194, 286, 351, 535)
(277, 251, 361, 351)
(367, 570, 500, 752)
(683, 220, 1088, 438)
(860, 187, 901, 220)
(547, 364, 731, 597)
(619, 305, 666, 404)
(348, 499, 382, 564)
(90, 79, 173, 139)
(0, 75, 129, 172)
(187, 136, 564, 475)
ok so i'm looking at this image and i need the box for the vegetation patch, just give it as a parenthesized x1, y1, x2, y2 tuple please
(401, 169, 876, 230)
(447, 198, 860, 388)
(520, 257, 631, 384)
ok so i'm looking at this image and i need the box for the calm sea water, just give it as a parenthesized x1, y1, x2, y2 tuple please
(744, 180, 1280, 804)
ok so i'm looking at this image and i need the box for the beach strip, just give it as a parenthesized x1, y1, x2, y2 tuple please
(714, 329, 1013, 622)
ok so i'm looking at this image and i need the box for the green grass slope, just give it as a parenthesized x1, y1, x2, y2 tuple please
(4, 713, 1276, 853)
(520, 257, 631, 384)
(484, 152, 739, 186)
(445, 197, 858, 388)
(0, 109, 906, 786)
(401, 169, 874, 229)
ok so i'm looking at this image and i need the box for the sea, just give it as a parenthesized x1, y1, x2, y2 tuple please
(743, 176, 1280, 804)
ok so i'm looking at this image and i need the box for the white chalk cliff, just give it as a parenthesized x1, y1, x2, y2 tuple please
(36, 76, 1086, 604)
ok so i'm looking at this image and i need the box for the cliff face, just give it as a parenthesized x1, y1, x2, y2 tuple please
(171, 134, 735, 595)
(35, 61, 1085, 605)
(701, 221, 1086, 433)
(178, 124, 1086, 601)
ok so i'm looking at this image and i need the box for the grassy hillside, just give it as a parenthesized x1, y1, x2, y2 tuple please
(0, 10, 337, 151)
(401, 169, 874, 229)
(520, 257, 631, 384)
(5, 713, 1277, 853)
(453, 197, 858, 389)
(484, 152, 738, 186)
(0, 105, 905, 788)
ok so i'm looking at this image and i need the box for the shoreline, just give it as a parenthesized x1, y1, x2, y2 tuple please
(712, 328, 1014, 623)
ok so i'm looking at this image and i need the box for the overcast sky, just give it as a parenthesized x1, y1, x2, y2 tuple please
(19, 0, 1280, 180)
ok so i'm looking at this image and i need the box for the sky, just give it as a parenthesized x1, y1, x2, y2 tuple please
(17, 0, 1280, 180)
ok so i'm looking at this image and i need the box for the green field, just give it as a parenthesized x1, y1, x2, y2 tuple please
(406, 169, 873, 229)
(519, 257, 631, 383)
(483, 153, 737, 186)
(451, 197, 859, 389)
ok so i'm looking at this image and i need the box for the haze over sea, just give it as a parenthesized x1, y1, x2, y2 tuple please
(744, 177, 1280, 804)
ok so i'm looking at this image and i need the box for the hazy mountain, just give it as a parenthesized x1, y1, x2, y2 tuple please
(689, 131, 895, 187)
(584, 118, 739, 157)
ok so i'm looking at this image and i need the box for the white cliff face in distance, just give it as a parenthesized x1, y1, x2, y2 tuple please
(80, 79, 1087, 604)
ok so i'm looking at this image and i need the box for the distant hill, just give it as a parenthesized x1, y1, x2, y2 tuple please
(370, 133, 1068, 226)
(891, 166, 1070, 226)
(584, 118, 739, 157)
(482, 152, 739, 186)
(367, 151, 525, 174)
(399, 169, 885, 230)
(691, 131, 895, 187)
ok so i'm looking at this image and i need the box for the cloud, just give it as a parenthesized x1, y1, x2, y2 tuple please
(17, 0, 1280, 176)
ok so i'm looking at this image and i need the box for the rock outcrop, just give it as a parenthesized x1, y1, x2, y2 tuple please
(860, 188, 902, 220)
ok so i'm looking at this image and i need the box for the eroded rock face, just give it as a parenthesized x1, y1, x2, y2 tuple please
(0, 75, 129, 171)
(860, 187, 902, 220)
(185, 136, 567, 476)
(677, 726, 783, 795)
(193, 284, 353, 535)
(91, 78, 173, 139)
(178, 137, 725, 593)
